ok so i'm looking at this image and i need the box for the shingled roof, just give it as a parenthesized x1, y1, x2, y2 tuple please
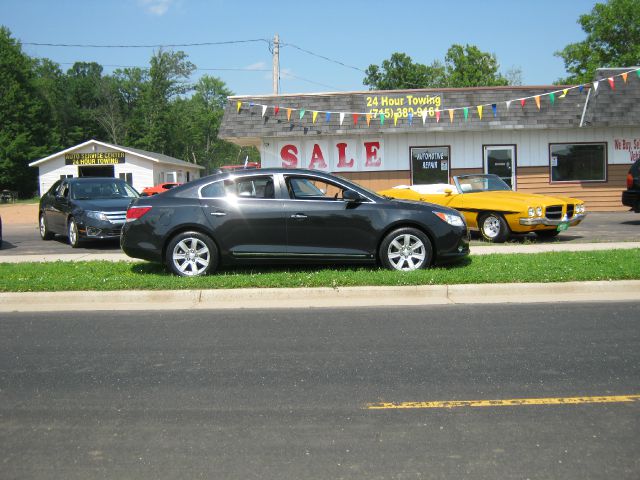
(219, 67, 639, 144)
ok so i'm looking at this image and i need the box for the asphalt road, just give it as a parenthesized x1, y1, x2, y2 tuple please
(1, 303, 638, 479)
(1, 212, 639, 257)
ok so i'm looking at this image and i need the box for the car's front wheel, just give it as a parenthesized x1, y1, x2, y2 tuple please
(379, 227, 433, 271)
(68, 218, 82, 248)
(166, 231, 218, 277)
(478, 212, 509, 243)
(39, 213, 54, 240)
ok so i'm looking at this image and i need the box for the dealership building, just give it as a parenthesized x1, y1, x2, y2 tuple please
(29, 139, 204, 195)
(220, 68, 640, 211)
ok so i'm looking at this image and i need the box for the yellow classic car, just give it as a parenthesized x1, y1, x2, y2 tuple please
(378, 174, 587, 242)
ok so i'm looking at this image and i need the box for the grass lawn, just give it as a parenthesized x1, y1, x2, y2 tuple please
(0, 249, 638, 292)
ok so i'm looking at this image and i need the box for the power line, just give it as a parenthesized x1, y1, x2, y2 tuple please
(23, 39, 270, 48)
(280, 42, 367, 73)
(24, 37, 367, 74)
(56, 62, 342, 90)
(27, 36, 363, 91)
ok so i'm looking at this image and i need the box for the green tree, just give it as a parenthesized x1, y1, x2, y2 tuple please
(0, 27, 53, 197)
(364, 46, 511, 90)
(556, 0, 640, 84)
(65, 62, 105, 143)
(139, 49, 195, 154)
(363, 52, 446, 90)
(444, 44, 508, 87)
(112, 67, 149, 146)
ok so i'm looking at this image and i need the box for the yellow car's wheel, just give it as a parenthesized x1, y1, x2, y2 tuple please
(478, 212, 509, 243)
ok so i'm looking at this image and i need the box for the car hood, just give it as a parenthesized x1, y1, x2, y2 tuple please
(73, 198, 136, 211)
(391, 198, 461, 215)
(463, 191, 583, 207)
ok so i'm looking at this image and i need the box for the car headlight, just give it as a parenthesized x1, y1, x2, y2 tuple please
(434, 211, 465, 227)
(536, 206, 543, 217)
(85, 211, 109, 221)
(528, 207, 535, 217)
(576, 204, 585, 214)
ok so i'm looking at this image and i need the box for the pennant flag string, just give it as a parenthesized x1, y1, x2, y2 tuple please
(232, 66, 640, 126)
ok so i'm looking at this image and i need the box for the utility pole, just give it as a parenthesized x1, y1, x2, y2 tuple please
(272, 33, 280, 94)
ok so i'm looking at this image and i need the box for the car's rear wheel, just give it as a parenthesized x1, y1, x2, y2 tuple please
(534, 229, 560, 239)
(478, 212, 509, 243)
(379, 227, 433, 271)
(68, 218, 81, 248)
(39, 213, 54, 240)
(166, 231, 218, 277)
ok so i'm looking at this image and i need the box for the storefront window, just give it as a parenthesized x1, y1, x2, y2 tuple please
(550, 143, 606, 182)
(411, 146, 450, 185)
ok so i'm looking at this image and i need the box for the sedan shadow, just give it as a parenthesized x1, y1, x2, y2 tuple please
(49, 234, 121, 251)
(129, 257, 473, 277)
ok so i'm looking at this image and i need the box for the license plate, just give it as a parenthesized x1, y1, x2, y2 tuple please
(557, 222, 569, 232)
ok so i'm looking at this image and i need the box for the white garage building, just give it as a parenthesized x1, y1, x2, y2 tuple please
(29, 140, 204, 195)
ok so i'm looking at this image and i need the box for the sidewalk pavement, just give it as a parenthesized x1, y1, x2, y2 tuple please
(1, 241, 639, 312)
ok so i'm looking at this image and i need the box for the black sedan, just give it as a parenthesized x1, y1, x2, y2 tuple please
(121, 169, 469, 276)
(39, 177, 139, 247)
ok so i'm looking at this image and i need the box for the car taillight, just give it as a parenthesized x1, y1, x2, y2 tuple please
(627, 173, 634, 189)
(126, 206, 152, 222)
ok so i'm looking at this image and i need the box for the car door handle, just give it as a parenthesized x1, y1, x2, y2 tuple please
(210, 211, 227, 217)
(290, 213, 307, 219)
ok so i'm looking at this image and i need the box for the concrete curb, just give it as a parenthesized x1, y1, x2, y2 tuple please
(1, 280, 638, 312)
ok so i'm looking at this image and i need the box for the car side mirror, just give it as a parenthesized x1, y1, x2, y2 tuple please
(343, 189, 364, 202)
(444, 188, 453, 196)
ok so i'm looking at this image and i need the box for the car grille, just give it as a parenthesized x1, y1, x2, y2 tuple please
(104, 211, 127, 223)
(566, 204, 575, 218)
(545, 205, 563, 220)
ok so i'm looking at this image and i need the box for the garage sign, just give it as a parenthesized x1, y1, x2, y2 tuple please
(65, 152, 125, 166)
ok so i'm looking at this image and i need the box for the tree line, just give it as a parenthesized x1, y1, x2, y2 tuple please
(0, 27, 258, 197)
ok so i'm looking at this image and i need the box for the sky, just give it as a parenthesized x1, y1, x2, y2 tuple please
(1, 0, 601, 96)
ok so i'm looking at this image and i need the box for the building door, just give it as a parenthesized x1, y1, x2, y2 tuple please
(79, 165, 115, 177)
(484, 145, 515, 189)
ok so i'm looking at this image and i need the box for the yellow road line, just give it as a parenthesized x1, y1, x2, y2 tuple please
(366, 394, 640, 410)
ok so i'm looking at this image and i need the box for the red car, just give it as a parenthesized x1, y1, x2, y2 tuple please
(141, 183, 182, 196)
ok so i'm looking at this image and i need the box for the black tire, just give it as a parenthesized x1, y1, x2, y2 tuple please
(478, 212, 509, 243)
(534, 229, 560, 239)
(39, 213, 54, 240)
(165, 231, 219, 277)
(68, 218, 82, 248)
(379, 227, 433, 271)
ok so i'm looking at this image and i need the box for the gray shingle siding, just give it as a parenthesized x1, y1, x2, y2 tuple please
(220, 68, 639, 141)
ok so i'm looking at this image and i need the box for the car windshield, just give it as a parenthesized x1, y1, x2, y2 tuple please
(71, 181, 139, 200)
(455, 174, 511, 193)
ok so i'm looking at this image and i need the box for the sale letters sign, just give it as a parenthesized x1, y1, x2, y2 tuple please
(274, 139, 386, 171)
